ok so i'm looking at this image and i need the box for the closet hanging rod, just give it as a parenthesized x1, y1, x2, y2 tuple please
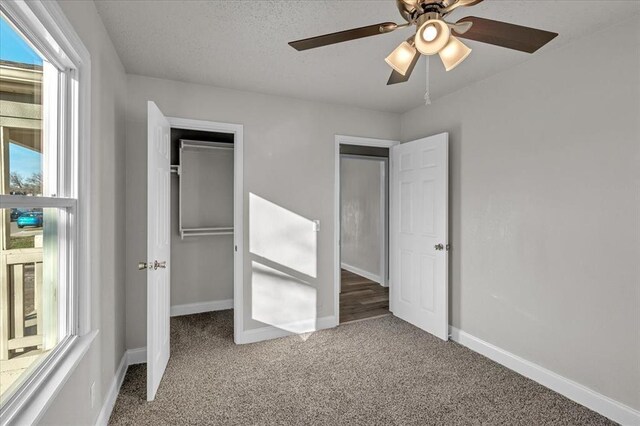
(182, 231, 234, 237)
(182, 145, 233, 151)
(181, 228, 234, 238)
(182, 226, 234, 232)
(181, 226, 234, 239)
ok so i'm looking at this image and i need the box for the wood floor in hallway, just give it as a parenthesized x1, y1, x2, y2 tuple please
(339, 269, 389, 324)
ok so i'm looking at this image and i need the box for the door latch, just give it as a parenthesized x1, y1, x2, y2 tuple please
(153, 260, 167, 270)
(138, 260, 167, 270)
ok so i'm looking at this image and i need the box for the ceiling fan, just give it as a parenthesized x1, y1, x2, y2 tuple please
(288, 0, 558, 85)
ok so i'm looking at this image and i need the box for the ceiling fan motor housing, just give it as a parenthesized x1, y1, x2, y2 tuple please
(420, 2, 447, 16)
(397, 0, 450, 23)
(416, 12, 443, 27)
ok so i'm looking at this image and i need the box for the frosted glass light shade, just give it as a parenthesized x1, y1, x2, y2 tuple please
(415, 19, 450, 55)
(385, 41, 418, 76)
(438, 35, 472, 71)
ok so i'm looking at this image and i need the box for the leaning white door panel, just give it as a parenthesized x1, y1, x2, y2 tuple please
(390, 133, 448, 340)
(147, 101, 171, 401)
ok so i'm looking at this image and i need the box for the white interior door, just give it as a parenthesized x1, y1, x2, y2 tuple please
(146, 101, 171, 401)
(390, 133, 449, 340)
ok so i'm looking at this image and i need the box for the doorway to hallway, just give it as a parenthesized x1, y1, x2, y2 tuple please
(337, 138, 394, 324)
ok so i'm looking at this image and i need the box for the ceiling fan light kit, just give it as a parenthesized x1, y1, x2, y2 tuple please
(438, 35, 472, 71)
(289, 0, 559, 86)
(385, 39, 419, 75)
(415, 18, 451, 55)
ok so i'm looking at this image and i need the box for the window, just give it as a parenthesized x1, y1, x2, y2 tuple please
(0, 11, 68, 405)
(0, 1, 91, 422)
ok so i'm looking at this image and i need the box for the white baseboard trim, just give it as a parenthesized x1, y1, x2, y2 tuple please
(95, 351, 128, 426)
(235, 316, 337, 345)
(126, 347, 146, 365)
(341, 263, 382, 285)
(449, 327, 640, 426)
(95, 348, 147, 425)
(170, 298, 233, 317)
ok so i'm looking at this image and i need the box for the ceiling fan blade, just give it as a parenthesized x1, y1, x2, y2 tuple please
(455, 16, 558, 53)
(442, 0, 484, 14)
(387, 53, 421, 85)
(289, 22, 399, 51)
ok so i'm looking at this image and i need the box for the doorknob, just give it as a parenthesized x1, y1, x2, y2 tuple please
(139, 261, 167, 270)
(434, 244, 444, 251)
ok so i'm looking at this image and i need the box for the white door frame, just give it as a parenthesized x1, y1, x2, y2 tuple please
(334, 135, 400, 325)
(166, 116, 244, 343)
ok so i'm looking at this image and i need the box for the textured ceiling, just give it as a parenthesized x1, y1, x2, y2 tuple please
(94, 1, 640, 113)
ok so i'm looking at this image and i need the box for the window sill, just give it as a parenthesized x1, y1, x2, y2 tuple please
(1, 330, 98, 425)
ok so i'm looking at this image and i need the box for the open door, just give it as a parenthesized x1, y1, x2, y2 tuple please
(146, 101, 171, 400)
(390, 133, 449, 340)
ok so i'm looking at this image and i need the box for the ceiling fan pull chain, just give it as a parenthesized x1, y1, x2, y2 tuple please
(424, 56, 432, 106)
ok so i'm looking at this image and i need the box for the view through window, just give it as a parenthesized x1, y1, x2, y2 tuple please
(0, 14, 62, 404)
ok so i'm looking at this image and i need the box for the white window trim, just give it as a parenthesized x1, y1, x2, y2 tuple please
(0, 0, 92, 423)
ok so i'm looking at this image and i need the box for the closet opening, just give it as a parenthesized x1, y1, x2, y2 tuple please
(338, 142, 390, 324)
(169, 127, 236, 318)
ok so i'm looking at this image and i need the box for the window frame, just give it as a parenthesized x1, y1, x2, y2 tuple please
(0, 0, 93, 423)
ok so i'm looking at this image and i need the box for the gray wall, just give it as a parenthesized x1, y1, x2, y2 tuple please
(340, 156, 384, 282)
(170, 145, 234, 306)
(124, 75, 400, 349)
(400, 21, 640, 411)
(39, 0, 127, 424)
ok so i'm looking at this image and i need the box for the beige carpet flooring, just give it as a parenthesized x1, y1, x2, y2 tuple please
(109, 311, 614, 425)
